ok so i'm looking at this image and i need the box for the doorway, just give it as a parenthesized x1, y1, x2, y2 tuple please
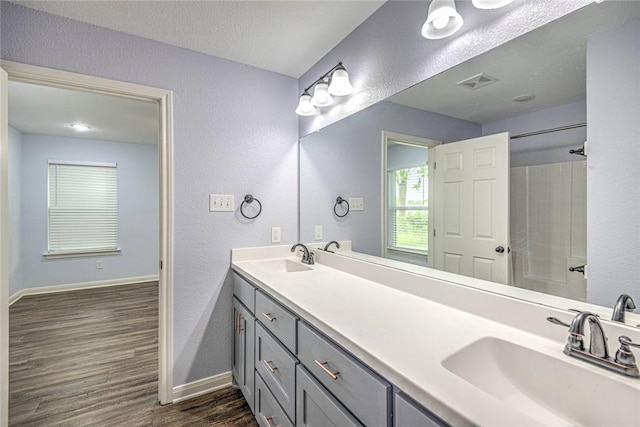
(0, 61, 174, 424)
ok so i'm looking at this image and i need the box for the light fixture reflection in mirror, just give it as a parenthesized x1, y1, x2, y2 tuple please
(299, 1, 640, 322)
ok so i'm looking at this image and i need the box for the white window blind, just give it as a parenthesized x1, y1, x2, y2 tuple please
(388, 166, 428, 253)
(48, 161, 118, 255)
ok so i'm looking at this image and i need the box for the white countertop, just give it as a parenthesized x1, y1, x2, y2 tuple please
(231, 246, 640, 427)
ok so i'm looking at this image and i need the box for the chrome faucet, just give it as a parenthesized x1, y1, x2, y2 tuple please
(548, 311, 640, 377)
(291, 243, 314, 265)
(565, 311, 609, 359)
(612, 294, 636, 323)
(323, 240, 340, 253)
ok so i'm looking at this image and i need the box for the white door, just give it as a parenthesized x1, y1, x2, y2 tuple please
(1, 66, 9, 427)
(433, 133, 510, 284)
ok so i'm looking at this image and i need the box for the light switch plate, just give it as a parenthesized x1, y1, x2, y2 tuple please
(350, 197, 364, 211)
(209, 194, 234, 212)
(314, 225, 323, 240)
(271, 227, 281, 244)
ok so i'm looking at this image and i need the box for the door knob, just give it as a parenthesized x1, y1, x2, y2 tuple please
(495, 246, 505, 254)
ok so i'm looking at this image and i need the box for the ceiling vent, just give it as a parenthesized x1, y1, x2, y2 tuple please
(456, 73, 498, 90)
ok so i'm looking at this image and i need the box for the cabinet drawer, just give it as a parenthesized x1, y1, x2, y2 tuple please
(256, 290, 297, 353)
(296, 365, 362, 427)
(255, 373, 294, 427)
(233, 272, 256, 314)
(255, 322, 298, 421)
(394, 392, 449, 427)
(298, 322, 391, 427)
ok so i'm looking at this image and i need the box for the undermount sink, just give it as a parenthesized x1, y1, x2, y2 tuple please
(253, 258, 313, 273)
(442, 337, 640, 426)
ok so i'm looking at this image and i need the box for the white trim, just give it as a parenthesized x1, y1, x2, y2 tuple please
(8, 275, 159, 306)
(43, 248, 121, 259)
(171, 372, 233, 403)
(1, 60, 174, 411)
(0, 66, 10, 427)
(381, 131, 441, 261)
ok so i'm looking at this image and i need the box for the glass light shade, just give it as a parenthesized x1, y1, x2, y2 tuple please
(421, 0, 464, 40)
(328, 68, 354, 96)
(472, 0, 514, 9)
(311, 82, 334, 107)
(295, 92, 317, 116)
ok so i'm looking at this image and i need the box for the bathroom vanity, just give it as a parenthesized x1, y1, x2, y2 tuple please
(231, 245, 640, 427)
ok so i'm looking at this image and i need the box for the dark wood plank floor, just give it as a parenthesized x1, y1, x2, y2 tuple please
(9, 282, 257, 426)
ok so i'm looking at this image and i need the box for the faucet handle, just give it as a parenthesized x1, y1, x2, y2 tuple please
(615, 336, 640, 369)
(307, 251, 315, 264)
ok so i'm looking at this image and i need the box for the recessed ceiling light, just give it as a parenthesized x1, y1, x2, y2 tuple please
(70, 123, 91, 131)
(512, 94, 536, 102)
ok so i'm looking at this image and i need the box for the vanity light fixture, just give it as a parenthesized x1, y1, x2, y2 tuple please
(70, 123, 91, 131)
(295, 62, 354, 116)
(471, 0, 514, 9)
(422, 0, 464, 40)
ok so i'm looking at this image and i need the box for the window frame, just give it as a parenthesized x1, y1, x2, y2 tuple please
(44, 160, 121, 259)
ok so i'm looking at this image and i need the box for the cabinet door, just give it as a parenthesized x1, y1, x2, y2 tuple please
(394, 392, 449, 427)
(233, 298, 256, 413)
(296, 366, 362, 427)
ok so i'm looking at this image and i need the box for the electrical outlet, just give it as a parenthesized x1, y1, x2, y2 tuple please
(350, 197, 364, 211)
(96, 260, 103, 270)
(314, 225, 323, 240)
(209, 194, 235, 212)
(271, 227, 281, 243)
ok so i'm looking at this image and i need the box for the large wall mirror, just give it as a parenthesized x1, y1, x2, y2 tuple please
(300, 1, 640, 318)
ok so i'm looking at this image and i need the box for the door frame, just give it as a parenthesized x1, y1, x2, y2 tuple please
(381, 131, 440, 263)
(0, 60, 175, 419)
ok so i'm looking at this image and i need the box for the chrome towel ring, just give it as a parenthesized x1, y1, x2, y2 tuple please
(240, 194, 262, 219)
(333, 196, 349, 218)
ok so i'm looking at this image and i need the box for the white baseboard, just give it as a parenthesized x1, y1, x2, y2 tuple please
(8, 275, 159, 306)
(172, 371, 233, 403)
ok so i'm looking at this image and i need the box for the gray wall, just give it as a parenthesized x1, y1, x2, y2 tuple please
(483, 100, 587, 167)
(8, 126, 22, 296)
(1, 2, 298, 387)
(299, 0, 591, 136)
(19, 134, 159, 289)
(587, 19, 640, 306)
(300, 101, 480, 255)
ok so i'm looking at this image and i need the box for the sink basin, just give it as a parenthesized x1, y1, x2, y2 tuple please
(442, 337, 640, 426)
(253, 259, 313, 273)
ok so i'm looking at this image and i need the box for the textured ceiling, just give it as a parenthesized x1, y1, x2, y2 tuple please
(9, 0, 386, 78)
(388, 1, 640, 124)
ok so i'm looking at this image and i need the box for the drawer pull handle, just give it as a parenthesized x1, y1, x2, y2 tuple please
(262, 312, 276, 322)
(234, 312, 238, 333)
(314, 360, 339, 380)
(263, 359, 278, 373)
(263, 416, 276, 427)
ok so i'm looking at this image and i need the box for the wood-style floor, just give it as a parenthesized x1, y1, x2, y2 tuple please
(9, 281, 257, 426)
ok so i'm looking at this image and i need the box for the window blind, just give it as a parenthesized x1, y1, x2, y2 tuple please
(48, 161, 118, 254)
(388, 167, 428, 253)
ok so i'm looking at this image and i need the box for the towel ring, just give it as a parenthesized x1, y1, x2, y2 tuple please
(333, 197, 349, 218)
(240, 194, 262, 219)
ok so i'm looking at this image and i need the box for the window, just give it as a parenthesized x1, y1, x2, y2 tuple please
(388, 166, 428, 254)
(47, 161, 118, 257)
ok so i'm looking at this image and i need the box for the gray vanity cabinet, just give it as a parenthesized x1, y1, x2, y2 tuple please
(394, 392, 448, 427)
(233, 270, 449, 426)
(255, 373, 294, 427)
(297, 322, 392, 427)
(232, 274, 257, 413)
(296, 365, 363, 427)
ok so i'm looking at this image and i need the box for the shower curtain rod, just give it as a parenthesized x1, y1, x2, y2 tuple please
(509, 122, 587, 140)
